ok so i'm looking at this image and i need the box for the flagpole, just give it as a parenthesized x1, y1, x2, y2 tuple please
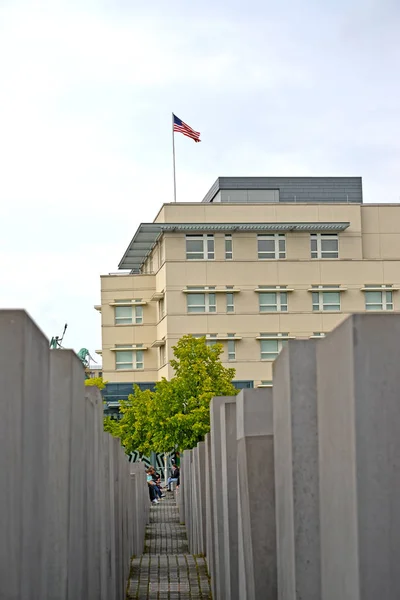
(172, 113, 177, 203)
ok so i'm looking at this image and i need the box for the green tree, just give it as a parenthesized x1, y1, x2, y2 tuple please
(117, 387, 156, 456)
(114, 335, 238, 454)
(103, 415, 122, 437)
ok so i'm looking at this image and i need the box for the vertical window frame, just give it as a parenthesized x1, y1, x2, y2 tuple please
(227, 333, 236, 360)
(226, 287, 235, 313)
(225, 234, 233, 260)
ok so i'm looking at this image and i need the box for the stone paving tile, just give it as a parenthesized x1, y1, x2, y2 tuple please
(127, 495, 212, 599)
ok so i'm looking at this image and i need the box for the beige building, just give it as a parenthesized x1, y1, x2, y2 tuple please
(97, 177, 400, 409)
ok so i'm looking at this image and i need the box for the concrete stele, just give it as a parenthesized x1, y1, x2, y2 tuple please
(66, 351, 87, 600)
(236, 388, 277, 600)
(194, 441, 206, 555)
(0, 311, 50, 600)
(188, 449, 197, 553)
(204, 433, 216, 598)
(220, 397, 239, 600)
(273, 340, 321, 600)
(183, 451, 190, 531)
(210, 396, 238, 599)
(46, 350, 82, 600)
(317, 314, 400, 600)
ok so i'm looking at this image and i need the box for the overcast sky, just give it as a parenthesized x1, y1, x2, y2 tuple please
(1, 0, 399, 359)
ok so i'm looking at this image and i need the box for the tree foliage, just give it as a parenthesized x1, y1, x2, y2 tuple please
(111, 335, 238, 454)
(85, 376, 107, 390)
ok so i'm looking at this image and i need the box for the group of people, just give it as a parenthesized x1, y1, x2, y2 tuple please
(146, 461, 180, 505)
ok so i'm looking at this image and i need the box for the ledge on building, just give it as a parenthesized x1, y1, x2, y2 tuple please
(254, 286, 294, 292)
(360, 285, 399, 291)
(182, 286, 241, 294)
(307, 285, 347, 292)
(109, 300, 148, 306)
(151, 291, 165, 301)
(109, 345, 148, 351)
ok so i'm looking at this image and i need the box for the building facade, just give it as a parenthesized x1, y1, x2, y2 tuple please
(97, 177, 400, 410)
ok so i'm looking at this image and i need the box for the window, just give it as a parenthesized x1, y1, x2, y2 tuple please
(158, 298, 165, 320)
(159, 344, 166, 366)
(260, 334, 289, 360)
(115, 349, 144, 370)
(364, 286, 393, 311)
(187, 287, 216, 313)
(226, 287, 235, 312)
(160, 237, 165, 264)
(186, 234, 214, 260)
(258, 289, 288, 312)
(227, 333, 236, 360)
(114, 303, 143, 325)
(225, 234, 233, 260)
(311, 332, 326, 338)
(310, 234, 338, 259)
(312, 290, 341, 312)
(258, 234, 286, 259)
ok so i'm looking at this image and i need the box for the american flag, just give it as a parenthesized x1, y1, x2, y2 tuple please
(173, 114, 201, 143)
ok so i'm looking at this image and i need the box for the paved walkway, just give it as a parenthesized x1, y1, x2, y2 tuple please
(127, 493, 212, 599)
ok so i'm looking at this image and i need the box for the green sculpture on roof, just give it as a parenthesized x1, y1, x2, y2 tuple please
(49, 324, 68, 349)
(50, 324, 96, 370)
(77, 348, 97, 369)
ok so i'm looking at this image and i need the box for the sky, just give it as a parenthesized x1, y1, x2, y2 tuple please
(1, 0, 399, 360)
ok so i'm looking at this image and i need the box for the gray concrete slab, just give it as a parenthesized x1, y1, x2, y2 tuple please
(66, 354, 87, 600)
(236, 388, 277, 600)
(220, 397, 239, 600)
(205, 432, 216, 597)
(130, 462, 147, 556)
(112, 437, 124, 600)
(190, 448, 199, 554)
(317, 314, 400, 600)
(84, 386, 97, 599)
(0, 310, 50, 600)
(195, 441, 206, 555)
(104, 434, 117, 600)
(46, 350, 75, 600)
(95, 402, 109, 600)
(210, 396, 237, 600)
(183, 451, 190, 530)
(177, 453, 185, 519)
(273, 340, 321, 600)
